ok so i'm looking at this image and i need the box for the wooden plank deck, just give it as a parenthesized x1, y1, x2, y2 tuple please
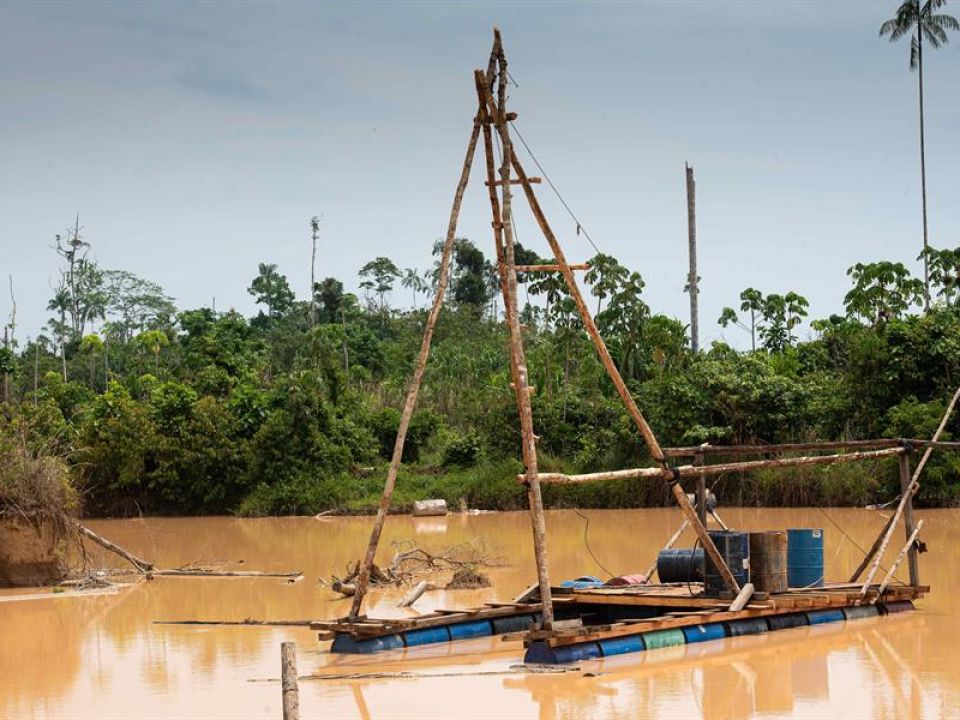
(312, 599, 554, 639)
(523, 584, 928, 648)
(315, 582, 927, 644)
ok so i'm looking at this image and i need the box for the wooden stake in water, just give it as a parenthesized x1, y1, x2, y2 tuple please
(281, 642, 299, 720)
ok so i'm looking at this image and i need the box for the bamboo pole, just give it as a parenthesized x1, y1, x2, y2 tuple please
(347, 98, 487, 623)
(859, 384, 960, 596)
(877, 520, 924, 596)
(281, 642, 299, 720)
(530, 447, 905, 484)
(74, 522, 154, 572)
(479, 67, 740, 596)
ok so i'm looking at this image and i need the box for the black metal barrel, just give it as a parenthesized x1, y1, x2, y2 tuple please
(704, 530, 750, 597)
(657, 548, 705, 583)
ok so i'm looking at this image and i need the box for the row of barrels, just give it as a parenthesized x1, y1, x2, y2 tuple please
(524, 600, 914, 664)
(657, 528, 824, 595)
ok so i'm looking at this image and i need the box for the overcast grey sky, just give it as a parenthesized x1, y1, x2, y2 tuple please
(1, 1, 958, 348)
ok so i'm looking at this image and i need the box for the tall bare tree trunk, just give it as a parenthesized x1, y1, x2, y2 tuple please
(685, 163, 699, 352)
(310, 217, 319, 328)
(918, 24, 930, 310)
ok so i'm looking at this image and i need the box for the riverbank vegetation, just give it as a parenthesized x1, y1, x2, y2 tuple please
(2, 222, 960, 516)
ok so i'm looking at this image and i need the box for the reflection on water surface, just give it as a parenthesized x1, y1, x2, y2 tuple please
(1, 508, 957, 719)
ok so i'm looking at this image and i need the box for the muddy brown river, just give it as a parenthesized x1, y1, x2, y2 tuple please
(1, 508, 957, 719)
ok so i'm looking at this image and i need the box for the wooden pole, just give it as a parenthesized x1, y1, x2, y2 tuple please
(899, 452, 920, 588)
(348, 110, 484, 621)
(859, 384, 960, 596)
(478, 71, 740, 596)
(877, 520, 924, 597)
(74, 522, 154, 572)
(663, 438, 904, 457)
(530, 447, 905, 484)
(642, 518, 689, 583)
(685, 163, 699, 354)
(849, 512, 898, 583)
(694, 448, 707, 527)
(480, 44, 555, 628)
(281, 642, 300, 720)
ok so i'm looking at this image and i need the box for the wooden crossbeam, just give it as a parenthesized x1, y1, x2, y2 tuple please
(485, 177, 541, 186)
(515, 263, 589, 272)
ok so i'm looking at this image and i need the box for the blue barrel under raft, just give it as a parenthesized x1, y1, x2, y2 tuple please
(787, 528, 824, 588)
(332, 614, 545, 654)
(704, 530, 750, 597)
(522, 602, 905, 664)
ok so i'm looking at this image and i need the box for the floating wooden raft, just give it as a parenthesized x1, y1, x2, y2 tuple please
(313, 598, 565, 653)
(515, 582, 928, 657)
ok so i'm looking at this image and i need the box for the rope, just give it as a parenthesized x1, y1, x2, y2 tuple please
(574, 509, 615, 578)
(816, 507, 905, 586)
(510, 122, 602, 255)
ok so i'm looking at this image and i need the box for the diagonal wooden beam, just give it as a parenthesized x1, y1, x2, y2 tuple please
(479, 57, 740, 595)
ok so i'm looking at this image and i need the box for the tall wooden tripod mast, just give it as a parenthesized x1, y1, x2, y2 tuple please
(348, 29, 740, 626)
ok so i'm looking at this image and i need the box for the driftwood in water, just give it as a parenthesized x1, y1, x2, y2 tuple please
(397, 580, 435, 608)
(74, 522, 154, 572)
(154, 618, 313, 627)
(149, 568, 302, 578)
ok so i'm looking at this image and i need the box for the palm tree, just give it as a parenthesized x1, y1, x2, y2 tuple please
(880, 0, 959, 310)
(401, 267, 426, 310)
(47, 285, 71, 380)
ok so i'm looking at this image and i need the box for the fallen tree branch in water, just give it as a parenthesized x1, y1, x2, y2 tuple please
(324, 538, 502, 597)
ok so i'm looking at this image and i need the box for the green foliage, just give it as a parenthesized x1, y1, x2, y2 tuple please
(442, 430, 482, 468)
(845, 261, 923, 323)
(10, 237, 960, 516)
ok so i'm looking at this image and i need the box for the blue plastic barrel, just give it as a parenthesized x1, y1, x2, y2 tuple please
(843, 605, 880, 621)
(806, 608, 845, 625)
(598, 634, 645, 657)
(492, 614, 537, 634)
(725, 618, 769, 637)
(882, 600, 915, 614)
(683, 623, 727, 644)
(641, 628, 687, 650)
(787, 528, 824, 588)
(448, 620, 492, 639)
(402, 626, 451, 647)
(525, 640, 602, 664)
(560, 575, 605, 589)
(766, 613, 808, 631)
(331, 633, 404, 654)
(704, 531, 750, 596)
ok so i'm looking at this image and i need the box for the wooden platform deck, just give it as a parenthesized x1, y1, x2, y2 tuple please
(517, 582, 928, 648)
(312, 598, 556, 641)
(316, 581, 927, 647)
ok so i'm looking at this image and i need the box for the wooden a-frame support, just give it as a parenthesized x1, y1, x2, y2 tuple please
(349, 29, 741, 625)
